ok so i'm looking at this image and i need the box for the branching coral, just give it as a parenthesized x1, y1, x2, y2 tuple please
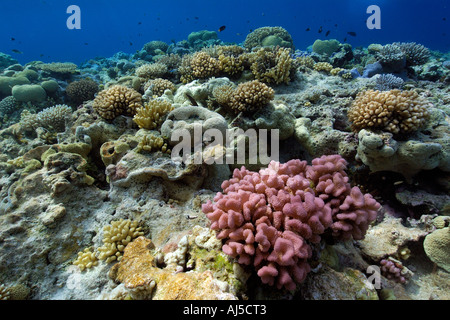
(93, 85, 143, 120)
(348, 89, 431, 134)
(226, 80, 275, 114)
(133, 99, 174, 130)
(202, 155, 380, 290)
(393, 42, 430, 66)
(248, 47, 296, 85)
(314, 62, 333, 73)
(143, 78, 176, 97)
(190, 51, 220, 79)
(73, 247, 98, 271)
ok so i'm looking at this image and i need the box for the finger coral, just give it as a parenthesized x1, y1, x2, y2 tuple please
(93, 85, 143, 120)
(202, 155, 380, 290)
(133, 99, 174, 130)
(348, 89, 431, 134)
(97, 219, 144, 264)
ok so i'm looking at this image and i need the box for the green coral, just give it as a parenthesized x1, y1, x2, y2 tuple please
(423, 227, 450, 272)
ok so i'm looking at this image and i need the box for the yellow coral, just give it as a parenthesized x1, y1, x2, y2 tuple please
(314, 62, 333, 73)
(92, 85, 143, 120)
(136, 133, 170, 154)
(73, 247, 98, 271)
(348, 89, 430, 134)
(249, 47, 295, 85)
(97, 219, 144, 264)
(133, 99, 174, 130)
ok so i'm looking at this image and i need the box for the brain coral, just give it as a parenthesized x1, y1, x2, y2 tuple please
(348, 89, 431, 134)
(202, 155, 380, 290)
(93, 85, 143, 120)
(244, 26, 294, 50)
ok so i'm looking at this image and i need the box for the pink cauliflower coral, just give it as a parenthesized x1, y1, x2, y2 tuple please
(202, 155, 381, 291)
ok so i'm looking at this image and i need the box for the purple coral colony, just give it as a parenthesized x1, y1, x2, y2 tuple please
(0, 25, 449, 301)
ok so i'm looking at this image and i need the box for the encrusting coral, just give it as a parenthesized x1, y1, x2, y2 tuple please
(348, 89, 431, 134)
(93, 85, 143, 120)
(202, 155, 380, 291)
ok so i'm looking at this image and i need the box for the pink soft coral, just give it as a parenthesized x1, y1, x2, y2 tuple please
(202, 155, 380, 291)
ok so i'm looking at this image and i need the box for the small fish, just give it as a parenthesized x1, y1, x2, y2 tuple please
(343, 37, 347, 42)
(334, 24, 338, 27)
(218, 25, 226, 32)
(318, 26, 323, 33)
(347, 31, 357, 36)
(194, 16, 199, 20)
(325, 30, 330, 36)
(236, 33, 241, 36)
(249, 29, 253, 32)
(443, 17, 446, 21)
(84, 42, 89, 45)
(12, 49, 22, 54)
(185, 93, 198, 106)
(305, 27, 310, 31)
(129, 42, 133, 46)
(138, 21, 142, 25)
(40, 54, 44, 57)
(10, 37, 15, 41)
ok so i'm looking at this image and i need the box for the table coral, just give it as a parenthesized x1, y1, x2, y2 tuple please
(202, 155, 380, 290)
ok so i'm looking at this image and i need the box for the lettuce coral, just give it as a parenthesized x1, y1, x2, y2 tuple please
(202, 155, 380, 290)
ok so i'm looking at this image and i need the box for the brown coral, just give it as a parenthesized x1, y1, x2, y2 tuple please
(144, 78, 176, 97)
(228, 80, 275, 114)
(248, 47, 296, 85)
(136, 63, 168, 80)
(66, 79, 99, 105)
(348, 89, 430, 134)
(191, 51, 220, 79)
(92, 85, 143, 120)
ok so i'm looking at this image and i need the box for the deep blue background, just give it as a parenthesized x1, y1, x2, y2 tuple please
(1, 0, 449, 64)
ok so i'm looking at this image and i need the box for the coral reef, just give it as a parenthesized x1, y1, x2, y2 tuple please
(202, 155, 380, 290)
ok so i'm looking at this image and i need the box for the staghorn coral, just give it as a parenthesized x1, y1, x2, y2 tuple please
(248, 47, 296, 85)
(202, 155, 380, 290)
(375, 74, 404, 91)
(133, 99, 174, 130)
(97, 219, 144, 264)
(244, 26, 294, 50)
(66, 79, 99, 105)
(227, 80, 275, 114)
(348, 89, 431, 134)
(393, 42, 430, 66)
(143, 78, 176, 97)
(92, 85, 143, 120)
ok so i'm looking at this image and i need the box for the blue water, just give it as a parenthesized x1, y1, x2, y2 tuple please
(1, 0, 449, 65)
